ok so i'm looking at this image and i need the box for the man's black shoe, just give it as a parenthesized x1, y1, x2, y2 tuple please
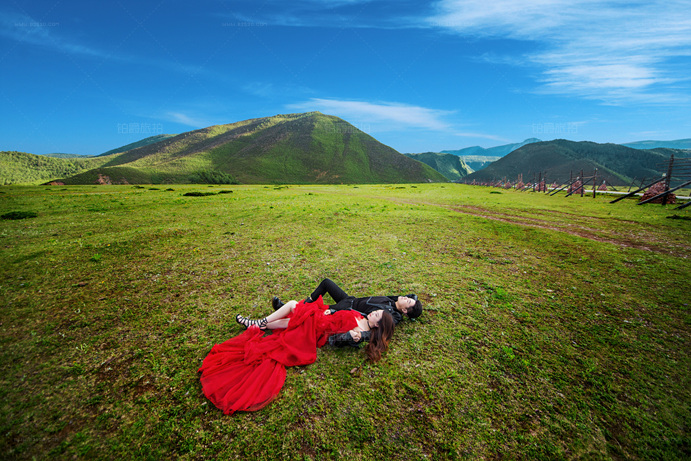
(272, 297, 284, 310)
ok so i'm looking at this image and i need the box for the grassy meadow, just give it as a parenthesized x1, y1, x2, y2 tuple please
(1, 184, 689, 460)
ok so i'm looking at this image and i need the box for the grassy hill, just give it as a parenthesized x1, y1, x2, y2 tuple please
(98, 134, 178, 157)
(1, 184, 688, 459)
(0, 151, 117, 185)
(59, 112, 446, 185)
(404, 152, 473, 181)
(463, 139, 684, 185)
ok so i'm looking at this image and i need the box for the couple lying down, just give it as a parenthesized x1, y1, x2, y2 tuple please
(198, 278, 423, 414)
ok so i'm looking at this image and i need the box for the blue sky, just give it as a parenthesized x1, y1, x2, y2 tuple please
(1, 0, 690, 155)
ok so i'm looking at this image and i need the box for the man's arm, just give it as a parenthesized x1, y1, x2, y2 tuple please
(327, 330, 371, 348)
(326, 297, 356, 313)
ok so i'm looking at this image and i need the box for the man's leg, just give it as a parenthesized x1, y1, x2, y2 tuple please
(308, 278, 349, 304)
(272, 278, 349, 310)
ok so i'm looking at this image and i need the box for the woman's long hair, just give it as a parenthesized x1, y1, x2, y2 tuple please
(366, 311, 394, 362)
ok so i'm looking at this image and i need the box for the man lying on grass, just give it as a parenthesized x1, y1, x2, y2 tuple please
(271, 278, 423, 347)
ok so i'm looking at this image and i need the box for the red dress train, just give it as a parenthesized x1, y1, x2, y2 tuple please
(198, 297, 361, 414)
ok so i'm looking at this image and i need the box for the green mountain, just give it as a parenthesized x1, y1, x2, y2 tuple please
(0, 151, 116, 185)
(463, 139, 684, 186)
(404, 152, 473, 181)
(98, 134, 177, 156)
(53, 112, 446, 185)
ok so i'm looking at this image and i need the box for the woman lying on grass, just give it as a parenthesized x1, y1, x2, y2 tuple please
(198, 296, 394, 414)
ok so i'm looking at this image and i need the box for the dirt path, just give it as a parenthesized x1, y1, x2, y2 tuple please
(445, 204, 684, 255)
(306, 188, 689, 257)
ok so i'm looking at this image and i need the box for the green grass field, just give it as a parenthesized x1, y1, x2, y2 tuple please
(1, 184, 689, 460)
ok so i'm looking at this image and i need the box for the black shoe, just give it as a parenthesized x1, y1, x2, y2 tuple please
(304, 296, 313, 304)
(272, 297, 284, 310)
(236, 314, 268, 330)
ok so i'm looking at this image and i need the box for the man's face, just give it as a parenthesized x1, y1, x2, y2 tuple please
(396, 296, 415, 315)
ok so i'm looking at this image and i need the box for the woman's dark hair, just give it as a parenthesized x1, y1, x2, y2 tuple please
(366, 311, 394, 362)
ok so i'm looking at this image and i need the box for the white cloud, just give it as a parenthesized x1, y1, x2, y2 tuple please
(288, 98, 509, 143)
(289, 98, 454, 131)
(428, 0, 691, 104)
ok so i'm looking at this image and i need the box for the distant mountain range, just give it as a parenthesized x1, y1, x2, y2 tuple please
(621, 139, 691, 150)
(442, 138, 542, 157)
(1, 112, 445, 185)
(403, 152, 473, 181)
(441, 138, 542, 171)
(463, 139, 690, 186)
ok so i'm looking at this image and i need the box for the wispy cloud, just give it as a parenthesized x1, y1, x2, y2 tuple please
(289, 98, 454, 131)
(288, 98, 506, 142)
(0, 9, 213, 78)
(427, 0, 691, 105)
(220, 0, 411, 29)
(163, 111, 211, 128)
(0, 11, 110, 58)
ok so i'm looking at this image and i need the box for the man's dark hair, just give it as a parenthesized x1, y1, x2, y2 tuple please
(408, 299, 423, 319)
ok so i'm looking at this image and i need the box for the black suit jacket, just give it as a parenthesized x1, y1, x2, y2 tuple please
(329, 296, 403, 325)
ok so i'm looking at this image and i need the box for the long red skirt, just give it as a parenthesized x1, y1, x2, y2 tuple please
(198, 296, 360, 414)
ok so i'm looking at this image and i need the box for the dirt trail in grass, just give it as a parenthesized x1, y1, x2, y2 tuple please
(310, 188, 689, 256)
(444, 204, 688, 256)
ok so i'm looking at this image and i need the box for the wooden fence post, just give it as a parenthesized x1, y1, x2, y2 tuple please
(662, 155, 674, 205)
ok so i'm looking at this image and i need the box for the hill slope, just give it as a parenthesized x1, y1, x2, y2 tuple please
(60, 112, 446, 185)
(99, 134, 177, 156)
(0, 151, 116, 185)
(463, 140, 681, 185)
(404, 152, 473, 181)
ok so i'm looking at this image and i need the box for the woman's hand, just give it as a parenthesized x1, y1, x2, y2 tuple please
(323, 309, 332, 315)
(349, 330, 361, 342)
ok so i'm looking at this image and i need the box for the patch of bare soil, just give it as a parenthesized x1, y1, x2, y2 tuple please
(446, 204, 689, 256)
(308, 189, 689, 257)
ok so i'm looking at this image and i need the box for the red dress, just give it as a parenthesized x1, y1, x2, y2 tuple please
(198, 296, 361, 414)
